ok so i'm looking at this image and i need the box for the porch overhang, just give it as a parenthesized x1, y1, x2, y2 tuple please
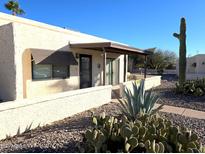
(70, 42, 152, 85)
(69, 42, 150, 55)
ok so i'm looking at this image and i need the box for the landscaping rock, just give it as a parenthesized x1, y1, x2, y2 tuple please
(0, 102, 121, 153)
(154, 79, 205, 112)
(160, 112, 205, 145)
(0, 87, 204, 152)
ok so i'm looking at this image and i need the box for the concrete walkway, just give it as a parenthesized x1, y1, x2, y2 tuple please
(155, 103, 205, 120)
(112, 99, 205, 120)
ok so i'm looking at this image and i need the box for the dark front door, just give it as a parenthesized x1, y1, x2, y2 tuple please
(80, 54, 92, 89)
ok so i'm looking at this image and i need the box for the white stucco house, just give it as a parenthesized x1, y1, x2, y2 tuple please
(0, 12, 151, 101)
(176, 54, 205, 80)
(0, 12, 163, 140)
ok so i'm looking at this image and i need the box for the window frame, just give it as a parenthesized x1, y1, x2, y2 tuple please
(31, 58, 70, 81)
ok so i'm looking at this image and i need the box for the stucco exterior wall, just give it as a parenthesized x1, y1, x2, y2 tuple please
(22, 49, 79, 99)
(0, 85, 112, 140)
(176, 54, 205, 79)
(21, 47, 122, 99)
(120, 76, 161, 97)
(11, 22, 89, 100)
(0, 13, 126, 100)
(195, 55, 205, 74)
(176, 60, 179, 75)
(12, 21, 125, 100)
(0, 16, 14, 26)
(186, 74, 205, 80)
(0, 23, 16, 101)
(187, 56, 197, 73)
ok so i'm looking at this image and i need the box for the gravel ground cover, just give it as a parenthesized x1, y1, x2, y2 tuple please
(0, 102, 121, 153)
(154, 75, 205, 112)
(0, 101, 204, 153)
(160, 112, 205, 145)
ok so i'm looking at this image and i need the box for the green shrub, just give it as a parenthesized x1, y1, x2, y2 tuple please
(119, 80, 163, 121)
(157, 68, 164, 75)
(176, 78, 205, 96)
(80, 113, 205, 153)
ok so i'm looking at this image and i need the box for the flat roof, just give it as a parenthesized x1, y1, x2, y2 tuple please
(70, 42, 150, 55)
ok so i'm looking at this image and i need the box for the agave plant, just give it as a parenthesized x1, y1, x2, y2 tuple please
(119, 80, 163, 121)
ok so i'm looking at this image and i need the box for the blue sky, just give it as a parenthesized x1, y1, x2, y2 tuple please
(0, 0, 205, 56)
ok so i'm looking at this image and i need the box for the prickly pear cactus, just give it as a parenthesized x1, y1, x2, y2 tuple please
(173, 17, 187, 86)
(81, 112, 204, 153)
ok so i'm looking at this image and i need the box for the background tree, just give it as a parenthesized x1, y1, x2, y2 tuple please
(128, 48, 155, 72)
(128, 55, 144, 72)
(163, 50, 177, 69)
(147, 49, 177, 70)
(128, 49, 177, 73)
(5, 0, 25, 16)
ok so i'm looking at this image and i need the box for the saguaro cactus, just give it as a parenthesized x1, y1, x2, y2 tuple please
(173, 17, 187, 85)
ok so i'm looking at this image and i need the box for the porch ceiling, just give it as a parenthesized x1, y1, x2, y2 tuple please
(69, 42, 151, 55)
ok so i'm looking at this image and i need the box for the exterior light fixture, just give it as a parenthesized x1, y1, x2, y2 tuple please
(192, 62, 197, 67)
(97, 64, 101, 68)
(75, 53, 79, 59)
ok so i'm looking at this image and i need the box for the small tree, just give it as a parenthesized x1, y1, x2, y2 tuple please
(5, 0, 25, 16)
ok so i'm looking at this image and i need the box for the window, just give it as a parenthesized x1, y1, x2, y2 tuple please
(53, 65, 70, 79)
(32, 62, 70, 80)
(32, 64, 52, 80)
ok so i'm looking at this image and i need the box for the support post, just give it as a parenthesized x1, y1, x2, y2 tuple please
(102, 48, 106, 85)
(144, 55, 147, 79)
(124, 54, 127, 82)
